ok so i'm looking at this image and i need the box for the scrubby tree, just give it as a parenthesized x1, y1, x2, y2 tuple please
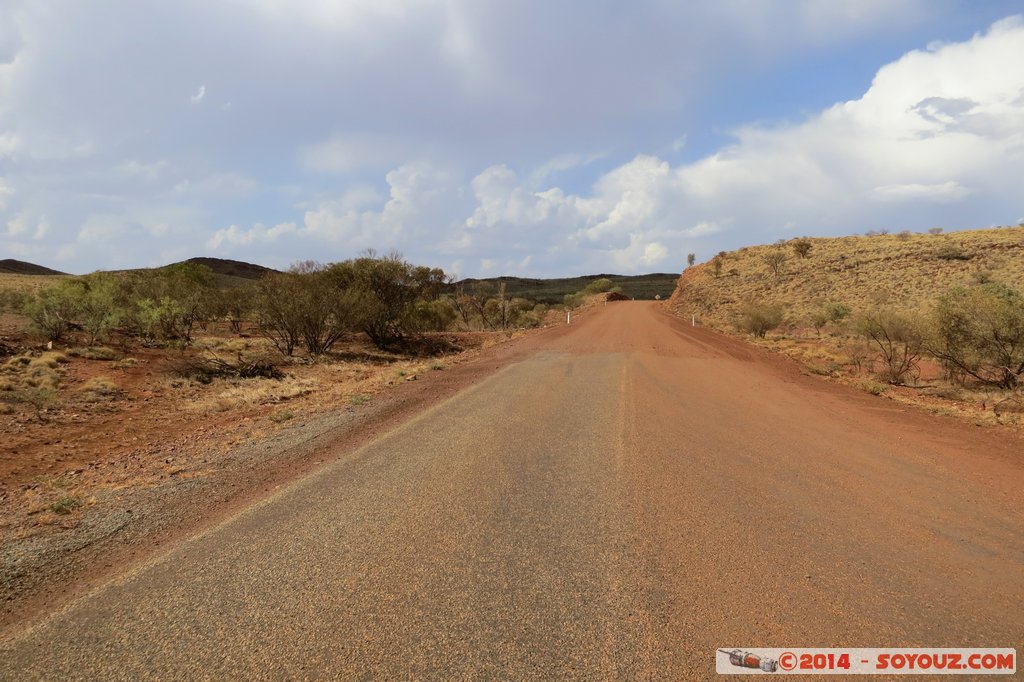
(23, 284, 79, 342)
(0, 288, 27, 313)
(582, 278, 614, 295)
(255, 264, 369, 356)
(811, 301, 851, 333)
(214, 285, 253, 334)
(856, 308, 925, 385)
(711, 258, 722, 278)
(410, 298, 458, 332)
(763, 251, 787, 280)
(327, 252, 447, 350)
(563, 292, 585, 310)
(125, 263, 218, 342)
(292, 262, 368, 355)
(687, 253, 696, 267)
(254, 272, 305, 356)
(792, 239, 812, 259)
(738, 303, 784, 338)
(72, 273, 123, 344)
(928, 283, 1024, 388)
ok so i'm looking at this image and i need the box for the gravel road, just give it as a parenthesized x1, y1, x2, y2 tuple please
(3, 302, 1022, 679)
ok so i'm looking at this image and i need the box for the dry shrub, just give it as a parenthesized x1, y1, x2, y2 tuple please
(80, 376, 123, 402)
(738, 303, 784, 338)
(856, 308, 925, 385)
(172, 354, 284, 384)
(856, 379, 889, 396)
(68, 346, 119, 361)
(30, 352, 69, 369)
(113, 357, 139, 371)
(186, 376, 318, 413)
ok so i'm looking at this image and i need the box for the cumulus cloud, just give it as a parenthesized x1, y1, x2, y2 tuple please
(203, 14, 1024, 275)
(1, 2, 1022, 275)
(871, 181, 972, 202)
(207, 221, 297, 249)
(300, 133, 428, 174)
(0, 179, 13, 209)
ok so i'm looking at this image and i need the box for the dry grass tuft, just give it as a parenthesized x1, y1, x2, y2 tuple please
(68, 346, 119, 361)
(186, 376, 319, 414)
(79, 376, 123, 402)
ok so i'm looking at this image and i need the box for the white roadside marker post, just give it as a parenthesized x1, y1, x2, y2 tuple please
(692, 314, 695, 327)
(567, 310, 571, 325)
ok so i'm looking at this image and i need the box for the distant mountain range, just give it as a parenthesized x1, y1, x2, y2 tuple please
(450, 273, 680, 303)
(0, 257, 277, 280)
(0, 256, 679, 301)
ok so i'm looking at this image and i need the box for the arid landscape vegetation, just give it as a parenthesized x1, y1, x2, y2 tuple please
(0, 253, 629, 622)
(668, 225, 1024, 427)
(4, 231, 1024, 671)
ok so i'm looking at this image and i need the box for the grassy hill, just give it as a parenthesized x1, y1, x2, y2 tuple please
(668, 226, 1024, 328)
(453, 273, 679, 304)
(0, 260, 68, 297)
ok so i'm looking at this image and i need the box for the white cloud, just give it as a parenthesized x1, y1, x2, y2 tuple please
(3, 213, 28, 237)
(208, 221, 297, 249)
(871, 181, 971, 202)
(3, 210, 48, 240)
(116, 159, 167, 181)
(0, 3, 1021, 275)
(32, 217, 49, 239)
(0, 131, 19, 158)
(642, 242, 668, 264)
(0, 178, 13, 209)
(686, 221, 724, 237)
(173, 171, 257, 199)
(529, 152, 605, 183)
(300, 133, 430, 174)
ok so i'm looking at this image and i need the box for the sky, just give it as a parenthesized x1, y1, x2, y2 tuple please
(1, 1, 1023, 278)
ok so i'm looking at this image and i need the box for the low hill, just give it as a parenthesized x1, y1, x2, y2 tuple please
(0, 259, 67, 276)
(178, 257, 277, 280)
(453, 273, 679, 304)
(667, 226, 1024, 329)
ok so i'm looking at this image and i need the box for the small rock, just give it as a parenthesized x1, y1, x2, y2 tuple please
(405, 374, 417, 381)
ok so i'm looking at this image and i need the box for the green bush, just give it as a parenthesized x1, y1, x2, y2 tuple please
(582, 278, 614, 295)
(255, 264, 368, 356)
(410, 298, 458, 332)
(936, 244, 970, 261)
(50, 496, 81, 515)
(23, 285, 78, 342)
(0, 288, 27, 313)
(71, 273, 123, 344)
(326, 253, 447, 350)
(738, 303, 784, 337)
(563, 292, 585, 310)
(811, 301, 851, 332)
(792, 239, 812, 259)
(929, 283, 1024, 388)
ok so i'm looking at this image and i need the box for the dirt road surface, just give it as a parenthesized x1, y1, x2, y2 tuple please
(3, 302, 1023, 679)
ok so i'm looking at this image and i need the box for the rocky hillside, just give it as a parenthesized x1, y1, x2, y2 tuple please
(667, 226, 1024, 330)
